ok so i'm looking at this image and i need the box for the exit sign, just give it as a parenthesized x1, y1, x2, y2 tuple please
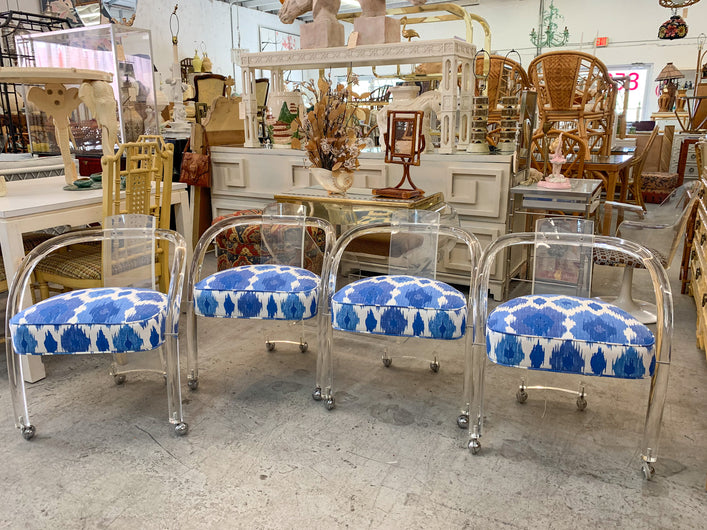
(595, 36, 609, 47)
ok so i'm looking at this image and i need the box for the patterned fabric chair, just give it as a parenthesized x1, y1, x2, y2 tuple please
(314, 210, 481, 412)
(464, 224, 674, 480)
(6, 214, 189, 440)
(185, 203, 335, 391)
(641, 171, 682, 204)
(594, 181, 700, 324)
(212, 208, 327, 274)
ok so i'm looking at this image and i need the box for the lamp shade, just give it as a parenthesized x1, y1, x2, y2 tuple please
(655, 62, 685, 81)
(658, 15, 688, 40)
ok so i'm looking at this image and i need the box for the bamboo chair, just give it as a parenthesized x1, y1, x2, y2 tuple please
(528, 51, 617, 157)
(34, 138, 174, 298)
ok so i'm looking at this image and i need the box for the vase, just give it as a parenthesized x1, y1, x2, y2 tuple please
(310, 167, 354, 194)
(192, 50, 202, 73)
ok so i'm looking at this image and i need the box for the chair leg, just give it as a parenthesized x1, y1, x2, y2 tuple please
(164, 335, 188, 435)
(186, 304, 199, 390)
(6, 344, 35, 440)
(467, 341, 487, 454)
(598, 266, 657, 324)
(314, 307, 334, 410)
(640, 346, 670, 480)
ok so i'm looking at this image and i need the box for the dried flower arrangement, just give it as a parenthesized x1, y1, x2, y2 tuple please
(291, 77, 368, 172)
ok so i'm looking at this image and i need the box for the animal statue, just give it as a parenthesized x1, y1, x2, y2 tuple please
(279, 0, 428, 25)
(375, 89, 441, 153)
(400, 16, 420, 41)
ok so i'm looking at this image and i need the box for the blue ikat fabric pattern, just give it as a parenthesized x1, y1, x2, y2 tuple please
(10, 288, 168, 355)
(194, 264, 319, 320)
(486, 295, 656, 379)
(331, 275, 467, 339)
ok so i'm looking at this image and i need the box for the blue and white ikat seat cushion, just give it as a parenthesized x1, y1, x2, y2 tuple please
(486, 295, 655, 379)
(10, 288, 169, 355)
(194, 264, 319, 320)
(331, 275, 467, 340)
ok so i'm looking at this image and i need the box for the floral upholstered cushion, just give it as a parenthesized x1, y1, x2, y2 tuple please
(331, 275, 467, 340)
(10, 288, 169, 355)
(194, 264, 319, 320)
(486, 295, 655, 379)
(212, 209, 326, 274)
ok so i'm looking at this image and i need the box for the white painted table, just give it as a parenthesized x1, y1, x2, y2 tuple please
(0, 176, 191, 382)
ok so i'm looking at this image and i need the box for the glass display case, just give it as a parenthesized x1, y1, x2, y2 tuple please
(15, 24, 157, 155)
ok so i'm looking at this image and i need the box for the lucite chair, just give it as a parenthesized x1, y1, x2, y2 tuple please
(6, 214, 189, 440)
(314, 210, 481, 411)
(595, 181, 701, 324)
(465, 219, 673, 479)
(185, 202, 335, 391)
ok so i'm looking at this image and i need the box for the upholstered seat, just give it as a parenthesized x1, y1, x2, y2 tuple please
(331, 275, 467, 339)
(486, 294, 655, 379)
(193, 264, 319, 320)
(10, 287, 168, 355)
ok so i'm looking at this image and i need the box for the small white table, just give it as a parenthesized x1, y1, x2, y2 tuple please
(0, 176, 191, 382)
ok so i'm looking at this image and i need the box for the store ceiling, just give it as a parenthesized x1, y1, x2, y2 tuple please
(224, 0, 481, 21)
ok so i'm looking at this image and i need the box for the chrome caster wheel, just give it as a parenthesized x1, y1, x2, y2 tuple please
(325, 397, 335, 410)
(21, 425, 36, 441)
(430, 361, 440, 373)
(187, 378, 199, 391)
(456, 414, 469, 429)
(174, 422, 189, 436)
(299, 342, 308, 353)
(312, 387, 322, 401)
(516, 389, 528, 403)
(265, 341, 275, 352)
(382, 357, 392, 368)
(114, 374, 126, 385)
(642, 462, 655, 480)
(576, 396, 587, 411)
(468, 439, 481, 454)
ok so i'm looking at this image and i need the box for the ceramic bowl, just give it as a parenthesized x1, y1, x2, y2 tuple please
(89, 172, 102, 183)
(73, 178, 93, 188)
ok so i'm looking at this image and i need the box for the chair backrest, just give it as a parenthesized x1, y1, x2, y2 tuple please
(529, 128, 587, 179)
(102, 138, 174, 230)
(475, 54, 530, 120)
(617, 181, 702, 267)
(533, 217, 594, 297)
(388, 209, 441, 280)
(528, 51, 614, 115)
(255, 78, 269, 112)
(259, 202, 314, 268)
(194, 73, 227, 106)
(629, 126, 660, 179)
(102, 213, 157, 289)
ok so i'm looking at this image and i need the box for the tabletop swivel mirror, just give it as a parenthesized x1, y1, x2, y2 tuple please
(373, 110, 425, 199)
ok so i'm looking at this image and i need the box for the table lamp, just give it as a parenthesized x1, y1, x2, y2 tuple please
(655, 62, 685, 113)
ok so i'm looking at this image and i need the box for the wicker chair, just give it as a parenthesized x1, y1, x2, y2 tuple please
(33, 137, 174, 298)
(528, 51, 617, 158)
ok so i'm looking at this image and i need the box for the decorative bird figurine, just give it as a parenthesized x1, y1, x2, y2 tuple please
(400, 17, 420, 42)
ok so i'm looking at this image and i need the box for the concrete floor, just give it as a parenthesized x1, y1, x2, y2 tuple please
(0, 260, 705, 528)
